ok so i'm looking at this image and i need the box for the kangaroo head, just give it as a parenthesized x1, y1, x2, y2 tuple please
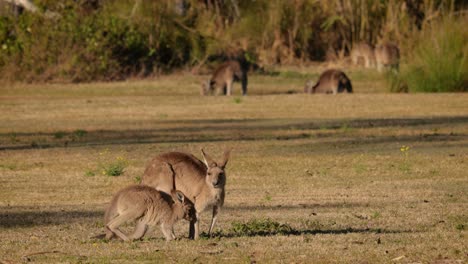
(171, 190, 196, 221)
(201, 149, 231, 188)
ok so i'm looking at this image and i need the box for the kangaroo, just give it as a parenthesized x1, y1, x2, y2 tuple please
(104, 185, 195, 242)
(375, 43, 400, 72)
(305, 69, 352, 94)
(201, 60, 247, 96)
(351, 42, 376, 68)
(141, 149, 230, 240)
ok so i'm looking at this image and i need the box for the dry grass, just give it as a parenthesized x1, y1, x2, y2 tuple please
(0, 67, 467, 263)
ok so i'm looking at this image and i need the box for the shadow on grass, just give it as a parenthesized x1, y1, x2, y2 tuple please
(0, 206, 103, 228)
(1, 116, 467, 151)
(0, 203, 361, 228)
(223, 202, 369, 212)
(1, 202, 375, 229)
(203, 227, 406, 239)
(202, 217, 415, 238)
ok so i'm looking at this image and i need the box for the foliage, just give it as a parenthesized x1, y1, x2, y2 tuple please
(100, 157, 127, 177)
(0, 0, 467, 82)
(93, 149, 128, 177)
(397, 15, 468, 92)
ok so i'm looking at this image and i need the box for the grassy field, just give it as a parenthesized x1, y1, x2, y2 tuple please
(0, 67, 467, 263)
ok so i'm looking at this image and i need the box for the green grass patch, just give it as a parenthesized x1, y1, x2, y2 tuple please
(233, 97, 242, 104)
(54, 131, 67, 139)
(73, 129, 88, 138)
(229, 218, 294, 237)
(100, 158, 127, 177)
(84, 170, 96, 177)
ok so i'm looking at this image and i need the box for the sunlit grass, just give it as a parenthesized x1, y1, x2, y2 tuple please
(0, 70, 467, 263)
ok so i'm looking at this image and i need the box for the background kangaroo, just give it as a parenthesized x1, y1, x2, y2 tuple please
(375, 43, 400, 72)
(201, 60, 248, 96)
(305, 69, 353, 94)
(351, 42, 376, 68)
(104, 185, 195, 242)
(141, 149, 230, 240)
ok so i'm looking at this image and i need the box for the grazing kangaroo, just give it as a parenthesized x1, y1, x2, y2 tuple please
(375, 43, 400, 72)
(305, 69, 353, 94)
(351, 42, 376, 68)
(141, 149, 231, 240)
(201, 60, 248, 96)
(104, 185, 195, 242)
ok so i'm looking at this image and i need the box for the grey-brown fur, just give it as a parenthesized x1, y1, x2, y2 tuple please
(305, 69, 352, 94)
(375, 43, 400, 72)
(141, 149, 231, 240)
(201, 60, 247, 96)
(351, 42, 376, 68)
(104, 185, 195, 241)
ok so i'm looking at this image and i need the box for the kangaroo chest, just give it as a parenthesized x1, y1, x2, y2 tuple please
(194, 187, 224, 212)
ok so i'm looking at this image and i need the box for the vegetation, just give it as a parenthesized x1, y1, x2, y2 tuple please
(227, 218, 294, 237)
(397, 15, 468, 92)
(0, 0, 467, 86)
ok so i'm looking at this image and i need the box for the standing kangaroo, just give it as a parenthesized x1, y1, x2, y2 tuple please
(104, 185, 195, 241)
(351, 42, 376, 68)
(375, 43, 400, 72)
(141, 149, 230, 240)
(304, 69, 353, 94)
(201, 60, 248, 96)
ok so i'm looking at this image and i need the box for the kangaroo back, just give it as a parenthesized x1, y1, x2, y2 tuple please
(142, 152, 207, 201)
(310, 69, 352, 94)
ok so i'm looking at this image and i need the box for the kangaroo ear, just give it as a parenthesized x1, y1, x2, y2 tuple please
(201, 148, 217, 168)
(174, 190, 185, 203)
(220, 149, 232, 168)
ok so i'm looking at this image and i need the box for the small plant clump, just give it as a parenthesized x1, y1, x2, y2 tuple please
(100, 156, 128, 177)
(54, 131, 66, 139)
(400, 145, 410, 157)
(233, 97, 242, 104)
(84, 170, 95, 177)
(84, 149, 129, 177)
(133, 176, 142, 183)
(229, 218, 294, 237)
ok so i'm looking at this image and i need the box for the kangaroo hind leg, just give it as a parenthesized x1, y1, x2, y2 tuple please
(130, 220, 149, 240)
(106, 207, 146, 242)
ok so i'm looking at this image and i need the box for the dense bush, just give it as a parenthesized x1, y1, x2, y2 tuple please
(0, 0, 466, 83)
(390, 15, 468, 93)
(402, 16, 467, 92)
(0, 1, 191, 81)
(0, 3, 149, 81)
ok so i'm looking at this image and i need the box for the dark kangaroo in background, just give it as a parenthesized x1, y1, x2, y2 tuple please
(304, 69, 353, 94)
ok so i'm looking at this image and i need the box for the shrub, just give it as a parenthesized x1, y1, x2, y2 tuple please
(1, 1, 467, 82)
(396, 15, 468, 92)
(96, 149, 128, 177)
(100, 157, 127, 177)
